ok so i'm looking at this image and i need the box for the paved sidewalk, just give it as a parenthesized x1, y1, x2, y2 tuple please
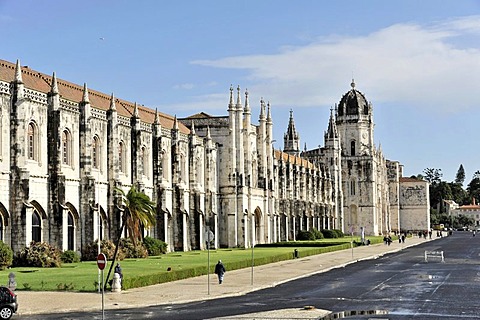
(18, 236, 435, 317)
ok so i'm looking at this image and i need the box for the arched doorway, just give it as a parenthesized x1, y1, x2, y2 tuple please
(67, 212, 74, 250)
(32, 211, 41, 242)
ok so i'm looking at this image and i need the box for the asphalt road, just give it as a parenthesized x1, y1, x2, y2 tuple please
(18, 232, 480, 320)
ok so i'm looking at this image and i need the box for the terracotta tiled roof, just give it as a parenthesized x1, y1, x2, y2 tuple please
(274, 149, 315, 170)
(0, 59, 189, 134)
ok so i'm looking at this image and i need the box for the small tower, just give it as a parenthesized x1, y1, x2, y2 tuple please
(283, 109, 300, 156)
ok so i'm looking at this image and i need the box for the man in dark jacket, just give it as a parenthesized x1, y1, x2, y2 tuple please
(214, 260, 226, 284)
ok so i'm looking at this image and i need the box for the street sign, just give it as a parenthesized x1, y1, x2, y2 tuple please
(205, 230, 214, 243)
(97, 253, 107, 270)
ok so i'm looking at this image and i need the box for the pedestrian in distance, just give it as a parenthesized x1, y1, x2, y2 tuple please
(214, 260, 226, 284)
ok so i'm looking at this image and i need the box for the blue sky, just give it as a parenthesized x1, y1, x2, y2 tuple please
(2, 0, 480, 184)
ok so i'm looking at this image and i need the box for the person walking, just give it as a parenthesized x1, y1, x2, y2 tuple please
(214, 260, 226, 284)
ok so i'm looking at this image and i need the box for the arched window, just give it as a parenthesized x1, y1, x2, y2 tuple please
(92, 136, 100, 169)
(140, 146, 147, 176)
(0, 217, 3, 242)
(62, 129, 72, 165)
(32, 211, 41, 242)
(28, 122, 37, 160)
(99, 215, 103, 241)
(67, 212, 74, 251)
(180, 154, 186, 182)
(162, 149, 168, 179)
(119, 141, 124, 172)
(350, 140, 356, 156)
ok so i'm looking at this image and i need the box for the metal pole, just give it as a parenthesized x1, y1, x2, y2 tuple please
(97, 169, 101, 293)
(251, 240, 254, 285)
(207, 240, 210, 295)
(101, 269, 105, 320)
(351, 232, 354, 259)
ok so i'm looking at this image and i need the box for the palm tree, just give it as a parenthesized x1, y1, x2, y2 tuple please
(104, 185, 157, 289)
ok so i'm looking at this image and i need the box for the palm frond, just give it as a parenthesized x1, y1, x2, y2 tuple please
(115, 186, 157, 244)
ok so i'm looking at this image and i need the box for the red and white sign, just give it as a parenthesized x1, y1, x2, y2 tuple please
(97, 253, 107, 270)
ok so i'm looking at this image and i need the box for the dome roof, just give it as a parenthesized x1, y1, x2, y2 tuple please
(338, 80, 369, 116)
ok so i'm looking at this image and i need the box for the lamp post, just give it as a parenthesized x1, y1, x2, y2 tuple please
(205, 229, 214, 295)
(251, 235, 254, 285)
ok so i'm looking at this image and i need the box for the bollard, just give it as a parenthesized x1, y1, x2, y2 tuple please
(7, 272, 16, 291)
(294, 249, 299, 259)
(111, 272, 122, 292)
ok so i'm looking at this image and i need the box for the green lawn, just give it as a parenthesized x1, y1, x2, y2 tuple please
(0, 236, 384, 292)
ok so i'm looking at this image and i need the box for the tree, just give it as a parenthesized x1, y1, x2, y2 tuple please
(456, 214, 475, 229)
(423, 168, 442, 185)
(104, 186, 157, 289)
(473, 170, 480, 180)
(429, 181, 452, 213)
(449, 181, 468, 205)
(467, 175, 480, 203)
(455, 164, 466, 185)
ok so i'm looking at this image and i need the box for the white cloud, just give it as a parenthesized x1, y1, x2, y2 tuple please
(157, 93, 227, 115)
(191, 16, 480, 113)
(173, 83, 195, 90)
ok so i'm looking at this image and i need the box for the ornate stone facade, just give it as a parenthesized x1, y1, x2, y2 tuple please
(0, 59, 429, 256)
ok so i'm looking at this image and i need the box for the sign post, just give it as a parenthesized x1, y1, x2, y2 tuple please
(97, 253, 107, 320)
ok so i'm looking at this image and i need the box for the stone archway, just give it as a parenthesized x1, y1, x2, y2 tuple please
(65, 203, 80, 252)
(0, 202, 9, 243)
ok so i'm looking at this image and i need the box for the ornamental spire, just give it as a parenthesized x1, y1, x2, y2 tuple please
(50, 72, 58, 94)
(244, 88, 250, 113)
(228, 85, 234, 108)
(109, 93, 116, 111)
(259, 98, 266, 120)
(14, 59, 23, 83)
(267, 101, 272, 123)
(206, 125, 211, 139)
(236, 85, 242, 108)
(133, 102, 139, 117)
(190, 120, 196, 135)
(82, 83, 89, 103)
(173, 115, 178, 130)
(154, 108, 160, 125)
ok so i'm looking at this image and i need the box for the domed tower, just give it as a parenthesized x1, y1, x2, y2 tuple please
(336, 79, 374, 157)
(336, 80, 380, 236)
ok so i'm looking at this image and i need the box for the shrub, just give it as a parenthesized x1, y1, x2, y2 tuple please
(143, 236, 167, 256)
(61, 250, 80, 263)
(0, 241, 13, 270)
(296, 230, 315, 241)
(14, 241, 62, 267)
(120, 238, 148, 258)
(321, 229, 338, 238)
(332, 229, 344, 238)
(311, 228, 324, 240)
(81, 239, 125, 261)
